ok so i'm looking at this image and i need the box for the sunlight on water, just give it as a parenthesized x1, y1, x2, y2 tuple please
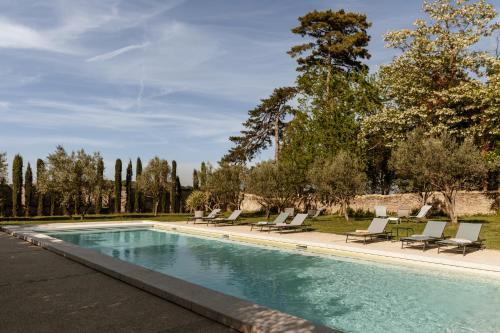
(49, 229, 500, 333)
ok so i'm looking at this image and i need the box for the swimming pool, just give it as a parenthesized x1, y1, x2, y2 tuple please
(48, 227, 500, 333)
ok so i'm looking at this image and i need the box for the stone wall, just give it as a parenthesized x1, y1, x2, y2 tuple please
(240, 191, 499, 216)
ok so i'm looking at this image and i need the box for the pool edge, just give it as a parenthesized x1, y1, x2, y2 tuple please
(1, 225, 337, 333)
(153, 222, 500, 277)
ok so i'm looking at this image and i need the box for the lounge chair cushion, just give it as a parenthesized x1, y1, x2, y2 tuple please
(445, 238, 473, 245)
(404, 235, 434, 241)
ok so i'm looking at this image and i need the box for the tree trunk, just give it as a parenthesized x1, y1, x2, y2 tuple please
(420, 191, 432, 206)
(442, 190, 458, 224)
(342, 201, 349, 221)
(153, 200, 159, 217)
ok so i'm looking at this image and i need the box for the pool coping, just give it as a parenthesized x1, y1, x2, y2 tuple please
(1, 224, 336, 333)
(153, 222, 500, 276)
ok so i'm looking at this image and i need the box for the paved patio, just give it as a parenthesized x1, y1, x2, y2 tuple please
(0, 232, 234, 333)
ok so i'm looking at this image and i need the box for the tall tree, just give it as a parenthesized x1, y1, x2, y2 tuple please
(24, 163, 33, 217)
(36, 159, 48, 216)
(175, 176, 182, 213)
(95, 157, 104, 214)
(362, 0, 499, 149)
(199, 162, 207, 189)
(0, 152, 8, 216)
(280, 9, 375, 181)
(125, 160, 133, 213)
(0, 152, 7, 185)
(170, 160, 177, 213)
(192, 169, 199, 190)
(114, 159, 122, 214)
(134, 157, 143, 213)
(224, 87, 297, 163)
(288, 9, 371, 97)
(12, 154, 23, 217)
(138, 157, 169, 216)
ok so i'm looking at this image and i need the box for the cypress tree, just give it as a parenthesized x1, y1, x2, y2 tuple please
(24, 163, 33, 217)
(170, 160, 177, 213)
(0, 152, 7, 216)
(193, 169, 199, 190)
(95, 158, 104, 214)
(134, 158, 142, 213)
(114, 159, 122, 214)
(200, 162, 207, 189)
(175, 176, 182, 213)
(12, 154, 23, 217)
(160, 190, 167, 213)
(125, 160, 133, 213)
(36, 159, 45, 216)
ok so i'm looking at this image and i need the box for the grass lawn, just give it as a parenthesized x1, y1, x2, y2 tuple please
(2, 212, 499, 250)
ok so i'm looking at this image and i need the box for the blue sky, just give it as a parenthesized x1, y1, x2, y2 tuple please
(0, 0, 498, 184)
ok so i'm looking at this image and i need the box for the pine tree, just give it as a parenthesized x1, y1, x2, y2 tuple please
(288, 9, 371, 96)
(223, 87, 297, 163)
(114, 159, 122, 213)
(36, 159, 46, 216)
(24, 163, 33, 217)
(134, 158, 142, 213)
(12, 154, 23, 217)
(192, 169, 199, 190)
(170, 160, 177, 213)
(125, 160, 133, 213)
(95, 157, 104, 214)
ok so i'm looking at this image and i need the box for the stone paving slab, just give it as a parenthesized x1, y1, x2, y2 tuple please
(2, 227, 336, 333)
(0, 232, 234, 333)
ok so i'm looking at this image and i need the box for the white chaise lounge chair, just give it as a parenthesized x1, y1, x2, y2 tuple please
(250, 212, 289, 231)
(437, 223, 484, 256)
(187, 208, 221, 224)
(400, 221, 447, 251)
(208, 210, 242, 227)
(268, 213, 309, 233)
(345, 218, 390, 244)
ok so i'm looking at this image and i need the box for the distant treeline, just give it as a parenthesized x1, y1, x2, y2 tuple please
(0, 147, 191, 219)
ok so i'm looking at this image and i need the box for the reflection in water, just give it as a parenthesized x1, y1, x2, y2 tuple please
(49, 229, 500, 333)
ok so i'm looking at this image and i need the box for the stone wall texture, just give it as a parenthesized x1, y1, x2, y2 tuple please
(240, 191, 499, 216)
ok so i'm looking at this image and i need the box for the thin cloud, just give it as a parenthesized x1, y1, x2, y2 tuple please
(86, 42, 151, 62)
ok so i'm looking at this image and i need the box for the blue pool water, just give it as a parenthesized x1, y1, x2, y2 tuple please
(48, 228, 500, 333)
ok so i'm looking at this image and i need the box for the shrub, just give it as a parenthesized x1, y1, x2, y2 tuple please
(185, 191, 208, 212)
